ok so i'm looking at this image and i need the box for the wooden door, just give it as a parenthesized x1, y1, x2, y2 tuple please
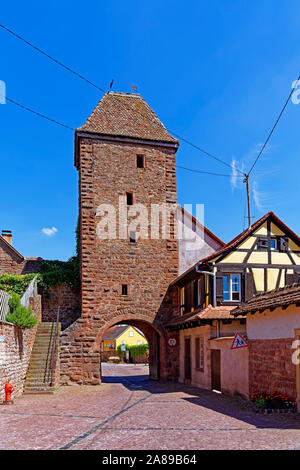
(184, 338, 191, 381)
(211, 349, 221, 391)
(149, 332, 160, 380)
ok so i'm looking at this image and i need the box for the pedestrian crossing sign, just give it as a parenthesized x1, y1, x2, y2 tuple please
(231, 332, 249, 350)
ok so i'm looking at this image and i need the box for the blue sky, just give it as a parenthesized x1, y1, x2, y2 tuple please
(1, 1, 300, 260)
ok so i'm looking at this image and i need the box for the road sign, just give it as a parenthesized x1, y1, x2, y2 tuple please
(167, 337, 177, 348)
(231, 332, 249, 350)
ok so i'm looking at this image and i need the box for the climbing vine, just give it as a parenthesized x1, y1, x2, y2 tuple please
(0, 273, 36, 296)
(38, 256, 80, 292)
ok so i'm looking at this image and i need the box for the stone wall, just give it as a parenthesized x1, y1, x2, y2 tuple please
(249, 338, 296, 400)
(0, 295, 41, 401)
(41, 284, 80, 330)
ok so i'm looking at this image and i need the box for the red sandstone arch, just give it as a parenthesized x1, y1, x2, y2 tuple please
(95, 314, 167, 381)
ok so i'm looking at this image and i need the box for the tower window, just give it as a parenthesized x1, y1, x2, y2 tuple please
(136, 154, 145, 168)
(129, 231, 136, 243)
(126, 192, 133, 206)
(121, 284, 128, 296)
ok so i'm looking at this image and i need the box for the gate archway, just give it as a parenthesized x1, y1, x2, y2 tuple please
(96, 316, 166, 381)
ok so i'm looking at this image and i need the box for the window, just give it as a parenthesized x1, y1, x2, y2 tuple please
(129, 331, 134, 337)
(223, 274, 241, 302)
(270, 237, 277, 250)
(193, 280, 199, 308)
(136, 154, 145, 168)
(126, 192, 133, 206)
(121, 284, 128, 296)
(137, 340, 142, 345)
(122, 340, 126, 345)
(180, 287, 185, 315)
(129, 231, 136, 243)
(195, 337, 204, 370)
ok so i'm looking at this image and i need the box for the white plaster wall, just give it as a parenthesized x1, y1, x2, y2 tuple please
(247, 305, 300, 339)
(177, 212, 222, 275)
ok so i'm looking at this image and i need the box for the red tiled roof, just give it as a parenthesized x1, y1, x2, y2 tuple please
(166, 304, 241, 328)
(77, 92, 178, 144)
(232, 283, 300, 316)
(103, 325, 129, 340)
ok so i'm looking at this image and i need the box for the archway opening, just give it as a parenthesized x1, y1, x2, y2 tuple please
(99, 319, 162, 384)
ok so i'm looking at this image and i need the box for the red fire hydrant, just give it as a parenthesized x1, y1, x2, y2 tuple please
(4, 383, 13, 404)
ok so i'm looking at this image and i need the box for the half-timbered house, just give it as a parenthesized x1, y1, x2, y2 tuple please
(165, 211, 300, 397)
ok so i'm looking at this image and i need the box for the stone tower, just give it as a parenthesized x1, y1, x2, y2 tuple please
(61, 92, 179, 384)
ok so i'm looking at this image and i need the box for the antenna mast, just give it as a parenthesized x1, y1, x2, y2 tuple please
(243, 175, 251, 228)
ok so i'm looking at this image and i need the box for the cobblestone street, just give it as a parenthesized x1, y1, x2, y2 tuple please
(1, 363, 300, 450)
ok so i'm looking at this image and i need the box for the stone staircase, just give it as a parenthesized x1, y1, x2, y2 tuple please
(24, 322, 61, 394)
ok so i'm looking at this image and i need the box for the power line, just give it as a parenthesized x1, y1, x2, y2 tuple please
(2, 93, 238, 178)
(176, 165, 240, 177)
(2, 94, 75, 131)
(0, 23, 106, 94)
(0, 22, 244, 176)
(247, 74, 300, 176)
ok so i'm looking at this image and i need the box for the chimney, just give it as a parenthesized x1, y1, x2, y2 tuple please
(1, 230, 12, 244)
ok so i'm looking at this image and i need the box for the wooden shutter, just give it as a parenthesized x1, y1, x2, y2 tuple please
(257, 238, 268, 250)
(185, 283, 191, 313)
(216, 273, 223, 305)
(245, 271, 255, 300)
(279, 237, 289, 252)
(241, 272, 246, 302)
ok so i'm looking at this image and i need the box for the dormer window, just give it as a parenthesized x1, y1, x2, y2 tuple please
(270, 238, 277, 250)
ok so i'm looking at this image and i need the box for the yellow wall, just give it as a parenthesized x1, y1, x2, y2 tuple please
(217, 219, 300, 293)
(116, 326, 148, 348)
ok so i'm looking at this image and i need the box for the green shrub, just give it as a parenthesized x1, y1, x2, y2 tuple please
(8, 292, 21, 312)
(6, 293, 38, 329)
(128, 343, 149, 359)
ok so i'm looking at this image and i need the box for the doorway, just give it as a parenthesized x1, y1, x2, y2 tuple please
(211, 349, 221, 391)
(184, 337, 191, 382)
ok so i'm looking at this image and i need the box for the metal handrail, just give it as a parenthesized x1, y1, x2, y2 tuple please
(49, 306, 60, 387)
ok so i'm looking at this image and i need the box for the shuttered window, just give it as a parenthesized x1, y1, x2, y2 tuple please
(222, 274, 241, 302)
